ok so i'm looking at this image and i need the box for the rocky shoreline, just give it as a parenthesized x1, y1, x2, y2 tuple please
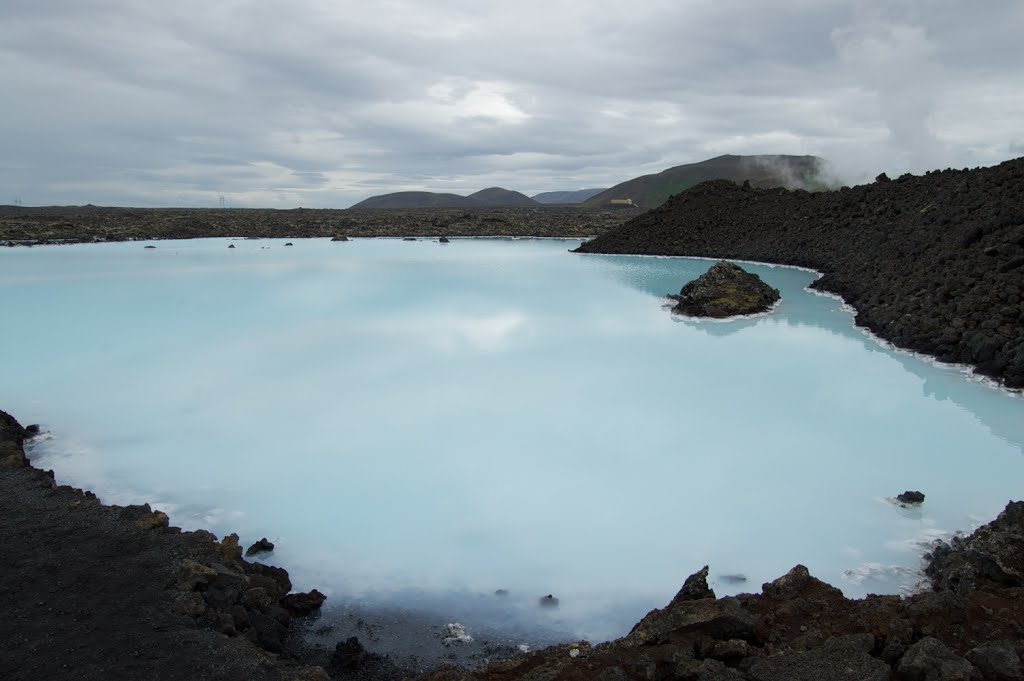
(6, 403, 1024, 680)
(575, 158, 1024, 389)
(0, 409, 399, 681)
(0, 205, 639, 245)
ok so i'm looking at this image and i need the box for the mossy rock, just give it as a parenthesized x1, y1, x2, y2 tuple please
(670, 261, 780, 318)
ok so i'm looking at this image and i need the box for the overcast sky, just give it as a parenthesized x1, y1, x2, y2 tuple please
(2, 1, 1022, 208)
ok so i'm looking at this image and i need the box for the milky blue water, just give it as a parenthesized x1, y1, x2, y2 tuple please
(2, 238, 1022, 644)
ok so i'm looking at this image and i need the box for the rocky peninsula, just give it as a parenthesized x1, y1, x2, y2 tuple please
(575, 158, 1024, 388)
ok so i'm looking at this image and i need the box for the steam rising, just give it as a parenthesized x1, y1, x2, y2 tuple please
(829, 20, 948, 182)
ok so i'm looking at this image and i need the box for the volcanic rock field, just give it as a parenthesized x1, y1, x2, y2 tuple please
(577, 158, 1024, 388)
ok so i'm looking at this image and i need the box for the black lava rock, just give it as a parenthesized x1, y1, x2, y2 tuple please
(245, 538, 275, 556)
(669, 261, 780, 318)
(575, 159, 1024, 388)
(897, 490, 926, 505)
(331, 636, 383, 671)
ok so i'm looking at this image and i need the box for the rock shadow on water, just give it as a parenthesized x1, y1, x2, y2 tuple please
(665, 303, 772, 337)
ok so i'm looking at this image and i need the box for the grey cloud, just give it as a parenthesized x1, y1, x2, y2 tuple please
(1, 0, 1022, 207)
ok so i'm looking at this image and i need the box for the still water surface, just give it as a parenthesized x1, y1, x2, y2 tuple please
(2, 237, 1022, 643)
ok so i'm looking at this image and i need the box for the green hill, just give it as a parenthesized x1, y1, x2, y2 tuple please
(351, 187, 540, 209)
(467, 187, 540, 207)
(349, 192, 481, 209)
(531, 188, 608, 204)
(583, 154, 829, 209)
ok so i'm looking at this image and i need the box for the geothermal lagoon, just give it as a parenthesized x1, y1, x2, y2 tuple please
(2, 238, 1023, 645)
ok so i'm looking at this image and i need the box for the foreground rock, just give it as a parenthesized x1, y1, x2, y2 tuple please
(0, 409, 30, 468)
(575, 158, 1024, 388)
(926, 500, 1024, 595)
(0, 409, 336, 681)
(669, 260, 780, 317)
(418, 505, 1024, 681)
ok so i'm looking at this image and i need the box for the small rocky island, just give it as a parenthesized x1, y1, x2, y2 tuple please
(669, 260, 780, 318)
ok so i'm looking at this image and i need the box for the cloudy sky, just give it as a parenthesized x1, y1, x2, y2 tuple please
(2, 1, 1022, 208)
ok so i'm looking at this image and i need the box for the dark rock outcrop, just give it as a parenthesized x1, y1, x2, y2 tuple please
(897, 491, 926, 505)
(0, 409, 29, 468)
(575, 158, 1024, 388)
(671, 564, 716, 602)
(331, 235, 349, 241)
(896, 637, 975, 680)
(669, 261, 780, 317)
(245, 537, 275, 556)
(925, 500, 1024, 594)
(280, 589, 326, 617)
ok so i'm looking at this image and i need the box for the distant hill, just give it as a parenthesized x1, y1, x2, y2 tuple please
(468, 187, 539, 207)
(349, 192, 481, 209)
(531, 188, 608, 204)
(351, 187, 539, 209)
(583, 155, 828, 209)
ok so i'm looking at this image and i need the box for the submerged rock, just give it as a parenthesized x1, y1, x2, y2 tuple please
(280, 589, 326, 617)
(720, 573, 748, 584)
(668, 261, 780, 318)
(331, 636, 383, 671)
(439, 236, 450, 243)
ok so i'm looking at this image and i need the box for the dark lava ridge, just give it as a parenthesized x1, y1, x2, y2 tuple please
(575, 158, 1024, 388)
